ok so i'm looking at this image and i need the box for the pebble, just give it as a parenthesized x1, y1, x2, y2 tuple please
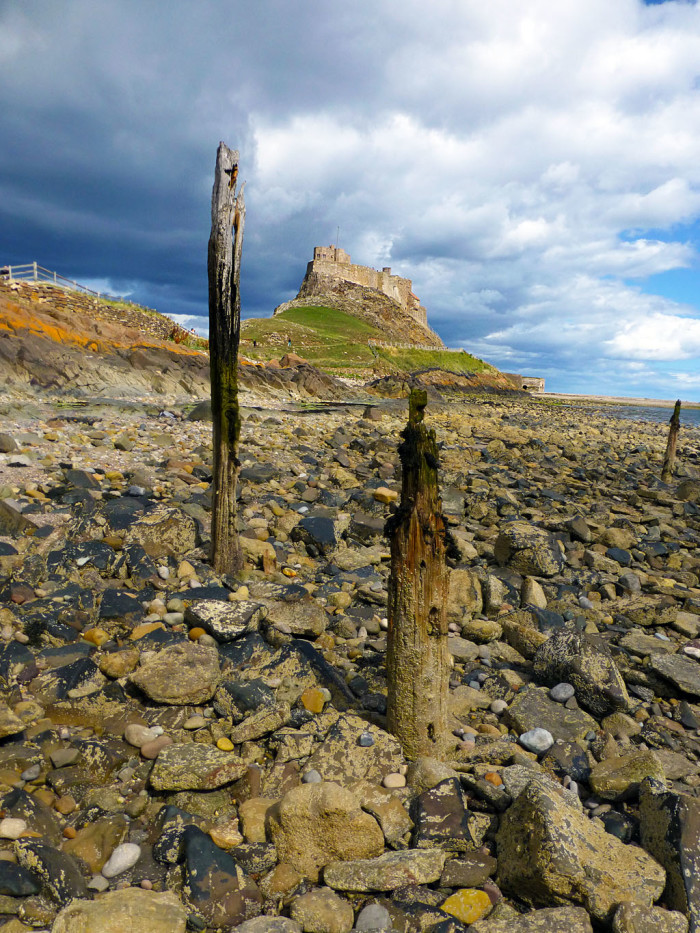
(358, 732, 375, 747)
(101, 842, 142, 878)
(302, 769, 323, 783)
(382, 772, 406, 788)
(490, 699, 508, 714)
(124, 723, 159, 747)
(549, 683, 576, 703)
(21, 764, 41, 782)
(518, 728, 554, 754)
(0, 818, 26, 839)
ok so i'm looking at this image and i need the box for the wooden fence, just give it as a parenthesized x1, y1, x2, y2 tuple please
(0, 261, 146, 308)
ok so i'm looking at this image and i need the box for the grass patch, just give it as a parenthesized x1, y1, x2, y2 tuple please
(240, 305, 496, 377)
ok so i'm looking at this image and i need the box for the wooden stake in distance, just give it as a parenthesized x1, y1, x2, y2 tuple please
(209, 142, 245, 574)
(385, 388, 450, 760)
(661, 399, 681, 484)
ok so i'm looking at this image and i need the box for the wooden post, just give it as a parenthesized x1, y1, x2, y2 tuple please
(386, 388, 450, 760)
(209, 142, 245, 574)
(661, 399, 681, 484)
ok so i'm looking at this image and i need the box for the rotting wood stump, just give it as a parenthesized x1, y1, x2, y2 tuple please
(386, 388, 450, 760)
(209, 142, 245, 574)
(661, 399, 681, 485)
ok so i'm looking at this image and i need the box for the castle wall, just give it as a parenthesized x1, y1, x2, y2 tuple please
(305, 249, 427, 326)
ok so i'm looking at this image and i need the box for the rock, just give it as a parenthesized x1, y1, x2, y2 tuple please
(355, 902, 393, 931)
(505, 686, 598, 744)
(521, 577, 548, 609)
(292, 516, 338, 556)
(229, 702, 291, 743)
(0, 704, 27, 739)
(650, 654, 700, 698)
(0, 500, 38, 536)
(52, 888, 188, 933)
(590, 750, 666, 801)
(304, 713, 403, 785)
(406, 757, 461, 794)
(612, 902, 688, 933)
(185, 599, 267, 641)
(62, 815, 127, 874)
(182, 825, 262, 928)
(441, 888, 493, 925)
(441, 854, 498, 888)
(14, 839, 89, 905)
(518, 728, 554, 755)
(412, 778, 474, 853)
(532, 627, 629, 717)
(236, 921, 302, 933)
(494, 522, 564, 578)
(470, 906, 594, 932)
(496, 780, 665, 922)
(124, 505, 199, 558)
(0, 860, 41, 897)
(150, 743, 247, 791)
(130, 642, 220, 704)
(265, 598, 328, 638)
(639, 778, 700, 931)
(0, 818, 27, 840)
(290, 887, 355, 933)
(101, 841, 141, 877)
(266, 781, 384, 882)
(323, 849, 448, 892)
(447, 569, 483, 621)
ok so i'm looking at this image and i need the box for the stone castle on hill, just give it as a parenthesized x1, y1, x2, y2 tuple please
(273, 244, 444, 348)
(302, 245, 428, 327)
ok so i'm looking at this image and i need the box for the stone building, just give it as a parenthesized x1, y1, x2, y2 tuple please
(304, 245, 428, 326)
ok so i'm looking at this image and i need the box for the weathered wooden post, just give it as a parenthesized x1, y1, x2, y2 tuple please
(386, 388, 450, 759)
(661, 399, 681, 484)
(209, 142, 245, 574)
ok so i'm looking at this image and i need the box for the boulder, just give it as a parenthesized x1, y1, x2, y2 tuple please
(447, 569, 483, 621)
(496, 781, 665, 922)
(266, 781, 384, 882)
(130, 642, 220, 705)
(52, 888, 188, 933)
(532, 628, 629, 717)
(124, 505, 199, 558)
(590, 751, 666, 801)
(639, 778, 700, 932)
(494, 522, 564, 578)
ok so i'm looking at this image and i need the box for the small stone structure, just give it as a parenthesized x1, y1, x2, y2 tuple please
(503, 373, 545, 393)
(303, 245, 428, 326)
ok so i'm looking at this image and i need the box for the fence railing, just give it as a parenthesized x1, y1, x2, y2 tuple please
(0, 261, 143, 307)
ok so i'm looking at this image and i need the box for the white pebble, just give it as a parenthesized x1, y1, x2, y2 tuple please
(518, 728, 554, 755)
(0, 818, 26, 839)
(382, 772, 406, 788)
(102, 842, 141, 878)
(490, 700, 508, 715)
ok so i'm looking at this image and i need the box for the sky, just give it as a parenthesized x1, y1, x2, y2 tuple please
(2, 0, 700, 398)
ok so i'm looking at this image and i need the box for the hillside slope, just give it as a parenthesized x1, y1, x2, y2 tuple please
(274, 275, 445, 348)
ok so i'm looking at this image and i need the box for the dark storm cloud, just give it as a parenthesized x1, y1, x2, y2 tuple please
(2, 0, 700, 397)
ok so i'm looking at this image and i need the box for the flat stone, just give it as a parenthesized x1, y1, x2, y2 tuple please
(52, 887, 187, 933)
(324, 848, 448, 892)
(150, 743, 247, 791)
(650, 653, 700, 697)
(470, 906, 594, 932)
(590, 750, 665, 801)
(185, 599, 267, 642)
(130, 641, 220, 705)
(505, 686, 597, 744)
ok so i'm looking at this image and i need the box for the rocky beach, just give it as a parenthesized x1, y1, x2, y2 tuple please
(0, 385, 698, 933)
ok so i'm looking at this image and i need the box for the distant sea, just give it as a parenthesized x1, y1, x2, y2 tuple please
(603, 405, 700, 427)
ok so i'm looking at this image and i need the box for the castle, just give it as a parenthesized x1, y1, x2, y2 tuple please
(304, 246, 428, 327)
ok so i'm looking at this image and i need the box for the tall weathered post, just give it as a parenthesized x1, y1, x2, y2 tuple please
(209, 142, 245, 574)
(386, 388, 450, 759)
(661, 400, 681, 484)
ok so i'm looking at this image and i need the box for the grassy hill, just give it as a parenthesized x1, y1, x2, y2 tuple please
(241, 305, 497, 379)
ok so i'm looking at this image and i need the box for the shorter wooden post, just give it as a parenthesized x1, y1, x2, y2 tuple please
(661, 400, 681, 484)
(385, 388, 450, 760)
